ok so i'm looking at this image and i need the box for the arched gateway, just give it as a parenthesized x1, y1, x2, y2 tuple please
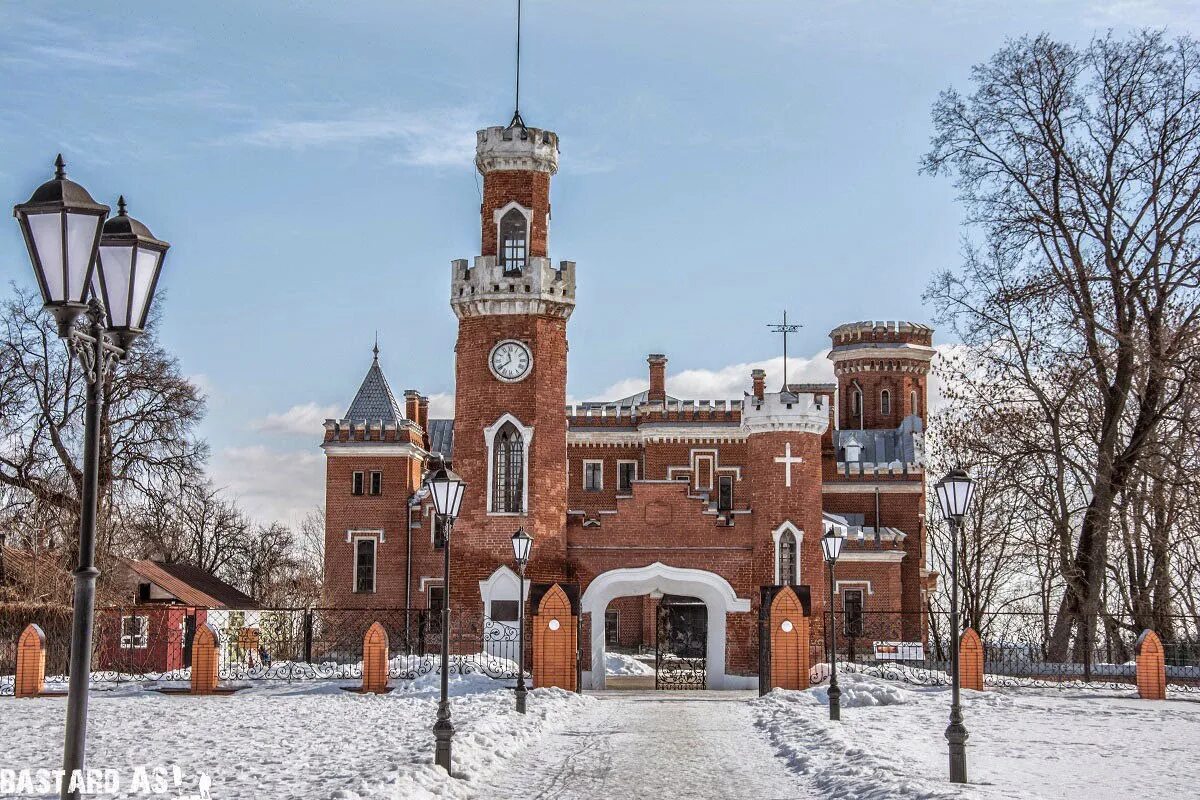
(581, 563, 753, 689)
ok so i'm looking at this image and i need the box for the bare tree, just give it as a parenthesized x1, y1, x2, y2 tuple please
(924, 32, 1200, 659)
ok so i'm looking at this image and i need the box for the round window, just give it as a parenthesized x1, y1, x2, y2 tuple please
(781, 620, 794, 633)
(548, 618, 561, 631)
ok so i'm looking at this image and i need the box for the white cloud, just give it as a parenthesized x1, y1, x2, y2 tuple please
(426, 392, 455, 419)
(228, 107, 483, 167)
(583, 352, 836, 403)
(209, 445, 323, 528)
(1085, 0, 1200, 27)
(254, 402, 342, 436)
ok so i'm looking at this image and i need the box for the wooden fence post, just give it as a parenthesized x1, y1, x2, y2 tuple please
(362, 622, 390, 694)
(959, 627, 984, 691)
(15, 623, 46, 698)
(1135, 629, 1166, 700)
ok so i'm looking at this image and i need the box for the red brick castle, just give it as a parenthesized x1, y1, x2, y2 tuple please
(320, 113, 936, 689)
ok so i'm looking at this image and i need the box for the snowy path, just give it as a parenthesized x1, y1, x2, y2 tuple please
(477, 691, 810, 800)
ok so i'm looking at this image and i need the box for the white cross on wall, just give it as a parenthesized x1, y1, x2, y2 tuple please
(774, 442, 805, 488)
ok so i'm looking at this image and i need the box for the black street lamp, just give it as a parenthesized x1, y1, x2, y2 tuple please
(935, 468, 976, 784)
(510, 527, 532, 713)
(427, 465, 465, 774)
(13, 156, 170, 800)
(820, 524, 844, 722)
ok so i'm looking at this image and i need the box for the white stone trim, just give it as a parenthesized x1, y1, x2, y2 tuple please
(345, 528, 385, 544)
(836, 579, 873, 596)
(419, 576, 443, 593)
(484, 413, 533, 515)
(838, 550, 906, 563)
(322, 442, 428, 459)
(772, 521, 804, 585)
(478, 565, 530, 620)
(492, 199, 532, 227)
(580, 562, 752, 690)
(822, 482, 923, 494)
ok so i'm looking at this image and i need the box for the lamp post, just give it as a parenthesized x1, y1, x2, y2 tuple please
(510, 527, 532, 713)
(13, 156, 169, 800)
(820, 524, 844, 722)
(427, 465, 465, 774)
(935, 468, 976, 784)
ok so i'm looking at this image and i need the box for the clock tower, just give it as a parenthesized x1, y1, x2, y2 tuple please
(449, 120, 576, 611)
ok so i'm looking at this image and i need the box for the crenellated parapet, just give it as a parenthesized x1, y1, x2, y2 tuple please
(475, 125, 559, 175)
(741, 390, 830, 436)
(450, 255, 576, 318)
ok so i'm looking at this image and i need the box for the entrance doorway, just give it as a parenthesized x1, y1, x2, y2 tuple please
(655, 595, 707, 689)
(580, 562, 754, 690)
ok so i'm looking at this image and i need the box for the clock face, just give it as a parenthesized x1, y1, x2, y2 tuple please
(489, 340, 532, 382)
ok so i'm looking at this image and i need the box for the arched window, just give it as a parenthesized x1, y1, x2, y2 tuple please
(491, 422, 524, 512)
(778, 530, 798, 585)
(910, 389, 918, 416)
(852, 389, 862, 419)
(880, 390, 891, 416)
(498, 208, 528, 275)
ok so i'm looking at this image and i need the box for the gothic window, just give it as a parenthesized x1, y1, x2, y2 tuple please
(778, 530, 798, 585)
(880, 390, 892, 416)
(491, 422, 525, 512)
(354, 538, 376, 593)
(499, 208, 528, 275)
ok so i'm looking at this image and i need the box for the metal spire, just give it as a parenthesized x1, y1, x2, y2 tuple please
(372, 331, 380, 364)
(767, 310, 803, 392)
(509, 0, 526, 129)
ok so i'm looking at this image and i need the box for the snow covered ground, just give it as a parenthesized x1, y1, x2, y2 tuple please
(605, 651, 656, 676)
(0, 674, 590, 799)
(754, 673, 1200, 799)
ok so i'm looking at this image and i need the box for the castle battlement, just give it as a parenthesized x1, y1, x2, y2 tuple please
(740, 390, 830, 435)
(475, 125, 559, 174)
(829, 320, 934, 347)
(450, 255, 576, 318)
(321, 417, 425, 446)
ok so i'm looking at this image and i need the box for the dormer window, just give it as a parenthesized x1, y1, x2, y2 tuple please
(499, 207, 528, 275)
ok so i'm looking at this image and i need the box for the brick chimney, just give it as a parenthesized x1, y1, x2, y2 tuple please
(417, 395, 430, 431)
(647, 354, 668, 404)
(404, 390, 420, 424)
(751, 369, 766, 400)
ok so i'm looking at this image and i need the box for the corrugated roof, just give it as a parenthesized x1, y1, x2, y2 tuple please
(428, 418, 454, 458)
(345, 350, 403, 423)
(127, 560, 259, 609)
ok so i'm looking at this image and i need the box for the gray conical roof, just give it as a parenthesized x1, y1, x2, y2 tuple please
(345, 347, 403, 423)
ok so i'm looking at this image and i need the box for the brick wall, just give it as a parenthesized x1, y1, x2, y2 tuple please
(481, 170, 550, 258)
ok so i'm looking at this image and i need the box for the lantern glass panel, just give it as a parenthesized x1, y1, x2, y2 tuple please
(96, 245, 134, 327)
(130, 246, 162, 329)
(27, 213, 65, 300)
(65, 212, 100, 302)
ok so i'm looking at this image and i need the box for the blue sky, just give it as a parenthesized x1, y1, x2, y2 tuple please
(2, 0, 1197, 524)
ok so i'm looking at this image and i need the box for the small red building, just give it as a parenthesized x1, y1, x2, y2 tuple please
(96, 560, 258, 675)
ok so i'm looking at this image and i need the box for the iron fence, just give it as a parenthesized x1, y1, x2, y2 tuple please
(0, 606, 525, 694)
(807, 610, 1200, 692)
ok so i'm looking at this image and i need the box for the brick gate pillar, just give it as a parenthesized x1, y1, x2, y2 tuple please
(1136, 630, 1166, 700)
(15, 623, 46, 698)
(190, 623, 221, 695)
(533, 583, 578, 691)
(959, 627, 984, 691)
(362, 621, 390, 694)
(768, 587, 811, 691)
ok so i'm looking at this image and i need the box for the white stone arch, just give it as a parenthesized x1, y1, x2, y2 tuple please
(484, 412, 533, 515)
(479, 565, 530, 660)
(771, 521, 804, 585)
(580, 562, 753, 690)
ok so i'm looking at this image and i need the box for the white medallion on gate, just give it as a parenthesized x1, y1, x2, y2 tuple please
(489, 339, 532, 383)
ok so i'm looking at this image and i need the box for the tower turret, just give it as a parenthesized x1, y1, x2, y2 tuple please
(828, 321, 934, 430)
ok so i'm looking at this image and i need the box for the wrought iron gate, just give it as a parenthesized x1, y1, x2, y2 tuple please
(655, 596, 707, 689)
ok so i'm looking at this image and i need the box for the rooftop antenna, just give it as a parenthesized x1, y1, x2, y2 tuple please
(509, 0, 526, 129)
(767, 310, 803, 392)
